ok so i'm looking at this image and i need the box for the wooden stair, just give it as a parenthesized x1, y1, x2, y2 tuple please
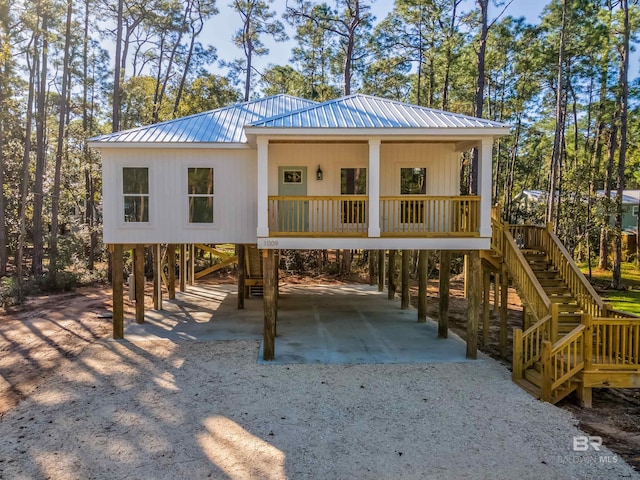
(522, 250, 583, 336)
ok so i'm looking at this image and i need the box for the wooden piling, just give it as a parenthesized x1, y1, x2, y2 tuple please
(189, 244, 195, 286)
(466, 250, 481, 359)
(377, 250, 385, 292)
(153, 244, 162, 310)
(167, 244, 176, 300)
(263, 250, 276, 361)
(482, 269, 490, 348)
(499, 264, 509, 358)
(418, 250, 427, 323)
(179, 244, 186, 292)
(369, 251, 376, 286)
(237, 244, 246, 309)
(134, 244, 145, 324)
(401, 250, 410, 309)
(112, 245, 124, 339)
(388, 250, 396, 300)
(438, 250, 451, 339)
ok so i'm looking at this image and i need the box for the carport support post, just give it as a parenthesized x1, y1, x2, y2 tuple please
(134, 244, 145, 324)
(153, 244, 162, 310)
(237, 244, 245, 309)
(466, 250, 481, 359)
(388, 250, 396, 299)
(377, 250, 385, 292)
(168, 244, 176, 300)
(482, 269, 490, 348)
(401, 250, 410, 309)
(263, 249, 276, 360)
(179, 244, 186, 292)
(417, 250, 427, 323)
(189, 244, 195, 286)
(112, 245, 124, 339)
(438, 250, 451, 338)
(369, 251, 376, 286)
(499, 263, 509, 358)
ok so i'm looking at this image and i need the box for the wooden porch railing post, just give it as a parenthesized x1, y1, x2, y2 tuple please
(583, 314, 593, 371)
(513, 328, 523, 380)
(541, 340, 553, 401)
(551, 303, 559, 343)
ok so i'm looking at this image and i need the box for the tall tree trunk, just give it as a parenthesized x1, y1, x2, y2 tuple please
(470, 0, 488, 194)
(612, 0, 629, 289)
(546, 0, 566, 227)
(32, 11, 49, 275)
(0, 61, 6, 276)
(50, 0, 73, 276)
(17, 45, 37, 297)
(83, 0, 96, 271)
(112, 0, 124, 132)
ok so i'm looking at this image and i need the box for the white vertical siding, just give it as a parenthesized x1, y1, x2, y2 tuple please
(268, 143, 369, 196)
(380, 143, 459, 196)
(101, 148, 257, 244)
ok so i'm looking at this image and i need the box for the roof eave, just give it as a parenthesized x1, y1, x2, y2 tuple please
(244, 126, 512, 139)
(87, 141, 251, 150)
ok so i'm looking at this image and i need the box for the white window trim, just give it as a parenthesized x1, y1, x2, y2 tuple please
(118, 165, 153, 229)
(185, 166, 217, 229)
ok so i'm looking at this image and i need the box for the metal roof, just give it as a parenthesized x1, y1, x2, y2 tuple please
(249, 94, 509, 129)
(89, 94, 318, 144)
(597, 190, 640, 205)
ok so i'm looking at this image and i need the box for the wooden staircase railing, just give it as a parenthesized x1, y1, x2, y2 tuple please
(493, 216, 639, 404)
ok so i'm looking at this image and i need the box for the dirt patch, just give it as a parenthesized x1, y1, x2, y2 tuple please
(0, 275, 638, 474)
(416, 277, 640, 473)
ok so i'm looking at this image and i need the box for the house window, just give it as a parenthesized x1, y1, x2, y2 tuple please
(633, 206, 639, 217)
(341, 168, 367, 223)
(283, 169, 303, 184)
(400, 167, 426, 223)
(188, 167, 214, 223)
(123, 167, 149, 222)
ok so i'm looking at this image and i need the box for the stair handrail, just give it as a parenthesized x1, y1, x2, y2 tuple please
(503, 230, 552, 321)
(541, 324, 586, 402)
(538, 224, 604, 317)
(513, 313, 553, 379)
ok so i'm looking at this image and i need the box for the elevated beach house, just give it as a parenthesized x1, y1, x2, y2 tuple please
(89, 94, 510, 360)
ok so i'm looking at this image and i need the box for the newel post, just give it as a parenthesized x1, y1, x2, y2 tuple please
(541, 340, 553, 402)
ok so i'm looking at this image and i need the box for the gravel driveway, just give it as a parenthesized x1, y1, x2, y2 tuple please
(0, 339, 637, 479)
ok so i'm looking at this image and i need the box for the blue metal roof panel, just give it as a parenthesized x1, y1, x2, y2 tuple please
(90, 94, 318, 144)
(249, 95, 508, 129)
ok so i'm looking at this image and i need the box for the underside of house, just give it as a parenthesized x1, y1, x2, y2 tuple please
(89, 94, 639, 406)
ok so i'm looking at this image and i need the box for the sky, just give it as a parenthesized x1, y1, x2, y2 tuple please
(204, 0, 550, 81)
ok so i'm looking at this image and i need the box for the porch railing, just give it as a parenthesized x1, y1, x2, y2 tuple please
(268, 196, 368, 237)
(380, 196, 480, 237)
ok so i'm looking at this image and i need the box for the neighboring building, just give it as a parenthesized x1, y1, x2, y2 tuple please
(597, 190, 640, 232)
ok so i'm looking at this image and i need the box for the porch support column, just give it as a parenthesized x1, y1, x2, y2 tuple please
(134, 244, 145, 324)
(257, 137, 270, 238)
(368, 139, 381, 237)
(168, 244, 176, 300)
(478, 139, 493, 238)
(438, 250, 451, 338)
(112, 244, 124, 339)
(401, 250, 410, 309)
(467, 250, 481, 359)
(417, 250, 427, 323)
(263, 249, 276, 360)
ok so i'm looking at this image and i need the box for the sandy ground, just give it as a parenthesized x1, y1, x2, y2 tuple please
(0, 282, 638, 479)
